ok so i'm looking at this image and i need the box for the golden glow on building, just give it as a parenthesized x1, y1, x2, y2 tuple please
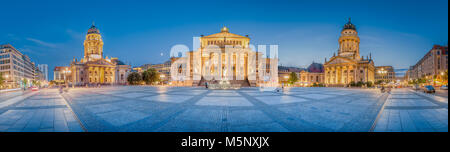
(375, 66, 395, 83)
(171, 27, 278, 87)
(324, 19, 375, 86)
(69, 24, 130, 85)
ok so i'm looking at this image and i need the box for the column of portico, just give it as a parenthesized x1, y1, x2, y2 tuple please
(334, 66, 338, 84)
(363, 67, 367, 82)
(340, 66, 344, 84)
(326, 68, 329, 84)
(88, 67, 92, 83)
(329, 67, 332, 84)
(338, 66, 341, 84)
(98, 67, 101, 83)
(106, 67, 110, 83)
(93, 67, 97, 83)
(99, 67, 103, 83)
(106, 67, 112, 83)
(103, 67, 107, 83)
(346, 66, 349, 84)
(98, 67, 102, 83)
(92, 66, 95, 83)
(110, 67, 114, 83)
(111, 67, 114, 83)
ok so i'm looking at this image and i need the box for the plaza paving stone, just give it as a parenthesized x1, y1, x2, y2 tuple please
(0, 89, 83, 132)
(196, 97, 253, 107)
(141, 94, 195, 103)
(0, 86, 448, 132)
(0, 90, 28, 102)
(255, 95, 308, 105)
(374, 89, 448, 132)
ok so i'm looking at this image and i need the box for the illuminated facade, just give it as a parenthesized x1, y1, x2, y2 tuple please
(278, 66, 303, 85)
(140, 59, 173, 84)
(298, 62, 325, 86)
(278, 63, 325, 87)
(0, 44, 36, 89)
(53, 66, 70, 84)
(171, 27, 278, 87)
(375, 66, 395, 83)
(324, 19, 375, 86)
(406, 45, 448, 85)
(69, 24, 131, 85)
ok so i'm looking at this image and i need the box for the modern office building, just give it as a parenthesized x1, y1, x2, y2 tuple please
(0, 44, 36, 88)
(38, 64, 49, 81)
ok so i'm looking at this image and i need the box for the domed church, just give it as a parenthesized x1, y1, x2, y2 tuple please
(69, 23, 131, 85)
(324, 18, 375, 86)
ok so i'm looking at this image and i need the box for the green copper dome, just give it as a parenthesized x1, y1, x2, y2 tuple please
(87, 24, 100, 34)
(343, 18, 356, 31)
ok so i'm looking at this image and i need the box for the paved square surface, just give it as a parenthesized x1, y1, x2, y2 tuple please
(0, 90, 83, 132)
(0, 86, 447, 132)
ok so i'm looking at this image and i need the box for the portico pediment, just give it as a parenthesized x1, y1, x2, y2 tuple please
(325, 56, 356, 65)
(85, 59, 116, 67)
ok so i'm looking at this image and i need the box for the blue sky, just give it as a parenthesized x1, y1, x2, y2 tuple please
(0, 0, 448, 79)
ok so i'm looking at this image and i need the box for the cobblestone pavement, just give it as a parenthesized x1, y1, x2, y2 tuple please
(0, 86, 447, 132)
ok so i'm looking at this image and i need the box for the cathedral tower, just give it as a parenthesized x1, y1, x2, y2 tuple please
(83, 23, 104, 61)
(338, 18, 360, 60)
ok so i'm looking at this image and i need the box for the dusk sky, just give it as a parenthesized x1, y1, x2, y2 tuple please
(0, 0, 448, 80)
